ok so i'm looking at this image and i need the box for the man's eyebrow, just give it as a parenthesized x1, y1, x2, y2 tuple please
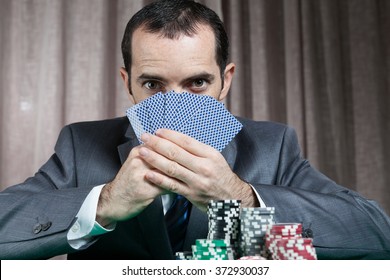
(181, 72, 216, 84)
(137, 74, 165, 82)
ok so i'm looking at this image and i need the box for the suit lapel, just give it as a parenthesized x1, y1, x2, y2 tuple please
(221, 136, 238, 170)
(117, 124, 173, 259)
(117, 124, 139, 164)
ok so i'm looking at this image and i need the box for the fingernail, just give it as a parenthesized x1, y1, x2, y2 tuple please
(155, 129, 165, 136)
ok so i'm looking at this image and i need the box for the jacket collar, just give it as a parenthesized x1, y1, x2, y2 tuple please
(117, 124, 139, 164)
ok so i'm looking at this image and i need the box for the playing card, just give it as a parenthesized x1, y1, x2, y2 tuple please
(126, 102, 149, 142)
(173, 92, 209, 131)
(164, 91, 182, 130)
(126, 91, 242, 150)
(179, 95, 242, 151)
(144, 92, 166, 134)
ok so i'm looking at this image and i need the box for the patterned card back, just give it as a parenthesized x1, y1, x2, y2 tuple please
(126, 91, 242, 151)
(179, 95, 242, 151)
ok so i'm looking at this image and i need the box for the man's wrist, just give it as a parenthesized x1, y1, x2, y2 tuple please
(96, 182, 115, 227)
(240, 182, 260, 207)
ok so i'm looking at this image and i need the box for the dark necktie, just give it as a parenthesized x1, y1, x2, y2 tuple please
(164, 194, 192, 253)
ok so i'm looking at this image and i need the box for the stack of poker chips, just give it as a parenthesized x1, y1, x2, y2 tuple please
(239, 207, 275, 258)
(273, 238, 317, 260)
(265, 223, 317, 260)
(176, 201, 317, 260)
(206, 200, 241, 259)
(191, 239, 234, 260)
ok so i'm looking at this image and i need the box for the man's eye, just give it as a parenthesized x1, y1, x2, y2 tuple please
(192, 79, 206, 88)
(144, 81, 160, 90)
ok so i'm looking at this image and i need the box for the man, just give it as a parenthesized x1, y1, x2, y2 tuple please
(0, 0, 389, 260)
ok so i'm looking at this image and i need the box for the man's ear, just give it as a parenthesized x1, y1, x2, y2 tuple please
(120, 67, 135, 104)
(218, 63, 235, 101)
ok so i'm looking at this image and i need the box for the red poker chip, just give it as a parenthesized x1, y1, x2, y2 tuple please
(270, 223, 302, 230)
(277, 246, 317, 254)
(269, 223, 303, 235)
(269, 229, 302, 235)
(276, 255, 316, 260)
(266, 235, 298, 246)
(275, 251, 317, 260)
(265, 234, 301, 249)
(275, 250, 317, 259)
(275, 238, 313, 247)
(272, 238, 317, 260)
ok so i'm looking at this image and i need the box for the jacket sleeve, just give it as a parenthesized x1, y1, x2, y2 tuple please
(250, 126, 390, 259)
(0, 125, 95, 259)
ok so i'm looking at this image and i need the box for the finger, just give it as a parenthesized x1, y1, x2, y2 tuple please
(155, 129, 216, 157)
(141, 133, 204, 173)
(121, 147, 171, 197)
(144, 169, 190, 197)
(139, 145, 196, 183)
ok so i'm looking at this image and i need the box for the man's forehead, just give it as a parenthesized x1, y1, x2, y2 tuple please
(131, 26, 217, 64)
(135, 22, 213, 39)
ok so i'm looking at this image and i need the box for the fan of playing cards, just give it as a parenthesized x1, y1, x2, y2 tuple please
(126, 91, 242, 152)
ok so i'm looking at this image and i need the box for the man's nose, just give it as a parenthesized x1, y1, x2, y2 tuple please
(165, 86, 185, 94)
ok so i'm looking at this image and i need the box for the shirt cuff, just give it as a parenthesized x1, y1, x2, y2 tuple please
(248, 183, 267, 207)
(67, 184, 116, 249)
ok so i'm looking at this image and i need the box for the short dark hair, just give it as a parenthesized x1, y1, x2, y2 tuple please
(121, 0, 229, 78)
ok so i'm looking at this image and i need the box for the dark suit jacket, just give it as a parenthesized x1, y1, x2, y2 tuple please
(1, 117, 389, 259)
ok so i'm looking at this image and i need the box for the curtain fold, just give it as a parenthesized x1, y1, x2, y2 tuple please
(1, 0, 389, 213)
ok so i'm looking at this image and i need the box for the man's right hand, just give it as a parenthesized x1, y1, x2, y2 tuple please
(95, 146, 166, 227)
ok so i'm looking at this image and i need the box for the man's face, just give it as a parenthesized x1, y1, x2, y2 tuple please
(120, 24, 235, 104)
